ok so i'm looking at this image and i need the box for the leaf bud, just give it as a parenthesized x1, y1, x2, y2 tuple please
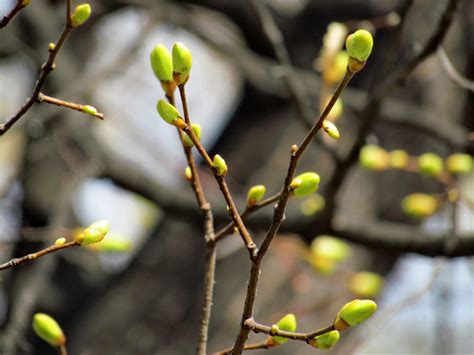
(401, 193, 438, 219)
(290, 172, 320, 198)
(323, 120, 340, 139)
(183, 124, 201, 147)
(418, 153, 443, 177)
(75, 220, 109, 246)
(445, 153, 473, 174)
(310, 330, 340, 350)
(334, 299, 377, 330)
(32, 313, 66, 347)
(271, 314, 297, 345)
(172, 42, 192, 85)
(70, 3, 91, 27)
(213, 154, 228, 176)
(247, 185, 266, 206)
(345, 29, 373, 62)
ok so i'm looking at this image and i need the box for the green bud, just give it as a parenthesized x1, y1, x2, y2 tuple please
(323, 120, 340, 139)
(75, 220, 109, 246)
(82, 105, 97, 116)
(150, 45, 173, 83)
(359, 145, 389, 171)
(185, 166, 193, 181)
(48, 42, 55, 51)
(446, 154, 473, 174)
(213, 154, 228, 176)
(418, 153, 443, 176)
(172, 42, 192, 85)
(271, 314, 297, 345)
(247, 185, 266, 206)
(389, 150, 409, 169)
(183, 124, 201, 147)
(291, 172, 320, 198)
(310, 330, 340, 350)
(349, 272, 384, 298)
(156, 99, 183, 126)
(32, 313, 66, 347)
(345, 29, 373, 62)
(300, 194, 325, 216)
(70, 3, 91, 27)
(402, 193, 438, 219)
(311, 235, 350, 262)
(54, 237, 66, 246)
(335, 299, 377, 330)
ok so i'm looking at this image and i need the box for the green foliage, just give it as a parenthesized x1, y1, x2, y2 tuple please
(32, 313, 65, 347)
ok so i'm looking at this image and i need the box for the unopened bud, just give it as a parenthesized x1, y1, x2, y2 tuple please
(86, 234, 131, 253)
(389, 150, 409, 169)
(150, 45, 173, 82)
(359, 145, 389, 171)
(75, 220, 109, 246)
(82, 105, 97, 116)
(290, 172, 320, 198)
(32, 313, 65, 347)
(183, 124, 201, 147)
(54, 238, 66, 246)
(156, 99, 184, 127)
(213, 154, 228, 176)
(247, 185, 266, 206)
(185, 166, 193, 182)
(446, 153, 473, 175)
(310, 330, 340, 349)
(311, 235, 350, 262)
(70, 3, 91, 27)
(418, 153, 443, 177)
(271, 314, 297, 345)
(334, 299, 377, 330)
(346, 29, 373, 62)
(172, 42, 192, 85)
(323, 120, 340, 139)
(402, 193, 438, 219)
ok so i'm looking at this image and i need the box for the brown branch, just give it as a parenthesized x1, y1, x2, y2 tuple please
(0, 0, 28, 29)
(230, 69, 354, 354)
(216, 340, 272, 355)
(38, 93, 104, 119)
(178, 85, 257, 257)
(0, 0, 76, 136)
(58, 344, 68, 355)
(0, 241, 79, 271)
(437, 46, 474, 92)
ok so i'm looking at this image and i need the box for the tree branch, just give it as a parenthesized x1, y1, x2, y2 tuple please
(0, 0, 28, 29)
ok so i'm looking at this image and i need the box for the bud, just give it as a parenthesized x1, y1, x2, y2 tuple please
(389, 150, 409, 169)
(359, 145, 389, 171)
(213, 154, 228, 176)
(172, 42, 192, 85)
(345, 29, 373, 62)
(402, 193, 437, 219)
(311, 235, 350, 262)
(322, 120, 340, 139)
(48, 43, 56, 51)
(156, 99, 185, 127)
(32, 313, 66, 347)
(418, 153, 443, 177)
(247, 185, 266, 206)
(271, 314, 297, 345)
(446, 154, 473, 174)
(75, 220, 109, 246)
(310, 330, 340, 350)
(183, 124, 201, 147)
(150, 45, 173, 82)
(290, 172, 320, 198)
(300, 194, 325, 216)
(54, 238, 66, 246)
(334, 299, 377, 330)
(82, 105, 97, 116)
(70, 3, 91, 27)
(87, 234, 131, 253)
(349, 272, 384, 298)
(185, 166, 193, 182)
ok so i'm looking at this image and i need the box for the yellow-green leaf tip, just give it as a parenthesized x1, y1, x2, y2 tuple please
(272, 314, 297, 345)
(213, 154, 228, 176)
(185, 166, 193, 181)
(312, 330, 340, 350)
(71, 3, 91, 27)
(446, 154, 473, 174)
(82, 105, 97, 116)
(402, 193, 437, 219)
(349, 272, 384, 298)
(345, 29, 373, 62)
(418, 153, 443, 177)
(291, 172, 320, 198)
(247, 185, 266, 206)
(75, 220, 109, 246)
(32, 313, 65, 347)
(323, 120, 340, 139)
(172, 42, 192, 85)
(156, 99, 181, 125)
(150, 45, 173, 83)
(183, 124, 201, 147)
(336, 299, 377, 329)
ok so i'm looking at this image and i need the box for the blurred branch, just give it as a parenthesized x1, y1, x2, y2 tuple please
(0, 0, 28, 29)
(437, 46, 474, 92)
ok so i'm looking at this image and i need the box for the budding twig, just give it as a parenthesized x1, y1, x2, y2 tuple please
(0, 0, 29, 29)
(0, 241, 79, 271)
(38, 93, 104, 120)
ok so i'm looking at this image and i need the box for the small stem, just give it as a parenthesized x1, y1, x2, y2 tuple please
(38, 93, 104, 120)
(216, 340, 272, 355)
(0, 0, 28, 29)
(0, 241, 79, 271)
(58, 344, 68, 355)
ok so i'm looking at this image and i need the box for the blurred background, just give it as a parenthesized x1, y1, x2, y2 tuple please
(0, 0, 473, 354)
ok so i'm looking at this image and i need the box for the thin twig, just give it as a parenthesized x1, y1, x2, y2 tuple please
(0, 0, 74, 136)
(58, 344, 68, 355)
(437, 46, 474, 92)
(0, 0, 28, 29)
(0, 241, 79, 271)
(216, 340, 272, 355)
(38, 93, 104, 120)
(230, 69, 354, 354)
(178, 85, 257, 257)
